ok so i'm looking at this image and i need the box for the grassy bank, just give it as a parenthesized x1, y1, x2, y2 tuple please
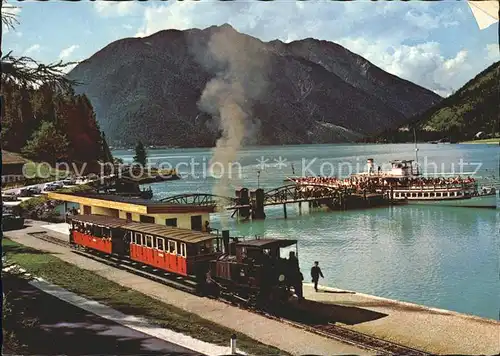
(460, 138, 499, 144)
(2, 238, 288, 355)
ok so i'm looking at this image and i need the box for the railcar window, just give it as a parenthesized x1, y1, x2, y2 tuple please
(169, 240, 177, 254)
(156, 238, 165, 251)
(94, 225, 103, 238)
(180, 243, 186, 257)
(145, 235, 153, 248)
(135, 233, 143, 245)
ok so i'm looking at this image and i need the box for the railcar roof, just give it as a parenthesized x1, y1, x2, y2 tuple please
(125, 222, 214, 244)
(70, 214, 126, 229)
(236, 238, 297, 249)
(70, 214, 215, 244)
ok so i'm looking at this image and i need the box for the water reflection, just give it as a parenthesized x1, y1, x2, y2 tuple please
(114, 144, 500, 319)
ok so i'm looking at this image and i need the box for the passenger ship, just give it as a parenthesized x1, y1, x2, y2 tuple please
(355, 159, 498, 209)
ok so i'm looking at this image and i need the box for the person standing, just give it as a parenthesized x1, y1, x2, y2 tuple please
(310, 261, 324, 292)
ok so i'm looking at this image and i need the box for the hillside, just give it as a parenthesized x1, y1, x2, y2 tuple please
(374, 61, 499, 142)
(68, 24, 442, 147)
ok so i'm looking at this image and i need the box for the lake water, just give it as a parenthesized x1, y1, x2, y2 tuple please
(114, 144, 500, 320)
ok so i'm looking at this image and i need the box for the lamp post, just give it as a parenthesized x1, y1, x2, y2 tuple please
(257, 170, 261, 188)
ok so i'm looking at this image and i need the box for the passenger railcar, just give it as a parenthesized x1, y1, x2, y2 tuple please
(69, 214, 303, 305)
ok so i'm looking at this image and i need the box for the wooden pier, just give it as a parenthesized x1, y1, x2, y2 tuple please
(159, 184, 388, 220)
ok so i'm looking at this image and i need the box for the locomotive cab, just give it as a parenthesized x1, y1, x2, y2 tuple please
(209, 236, 300, 306)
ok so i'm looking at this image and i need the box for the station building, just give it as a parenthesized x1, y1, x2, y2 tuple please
(47, 192, 215, 232)
(2, 150, 28, 185)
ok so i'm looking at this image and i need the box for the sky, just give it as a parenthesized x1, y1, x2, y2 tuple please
(3, 0, 499, 97)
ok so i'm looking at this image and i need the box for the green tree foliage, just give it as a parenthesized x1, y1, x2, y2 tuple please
(101, 132, 114, 163)
(372, 61, 500, 143)
(133, 141, 147, 166)
(1, 1, 111, 166)
(1, 82, 112, 164)
(22, 122, 70, 165)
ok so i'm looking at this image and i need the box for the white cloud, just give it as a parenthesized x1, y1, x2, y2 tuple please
(24, 44, 41, 55)
(94, 0, 141, 17)
(131, 1, 493, 96)
(59, 45, 79, 60)
(337, 38, 473, 97)
(485, 44, 499, 62)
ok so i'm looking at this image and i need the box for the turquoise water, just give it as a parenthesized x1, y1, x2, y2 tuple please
(114, 144, 500, 320)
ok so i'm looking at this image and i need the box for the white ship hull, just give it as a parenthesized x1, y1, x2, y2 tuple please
(400, 193, 498, 209)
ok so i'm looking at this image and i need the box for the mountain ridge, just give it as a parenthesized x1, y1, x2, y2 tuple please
(68, 24, 442, 147)
(371, 60, 500, 143)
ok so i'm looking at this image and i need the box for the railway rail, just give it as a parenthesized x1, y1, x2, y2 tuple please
(27, 231, 431, 356)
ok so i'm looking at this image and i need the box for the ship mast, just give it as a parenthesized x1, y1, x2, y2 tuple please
(414, 128, 419, 176)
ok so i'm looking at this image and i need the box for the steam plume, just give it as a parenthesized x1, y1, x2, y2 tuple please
(196, 25, 269, 227)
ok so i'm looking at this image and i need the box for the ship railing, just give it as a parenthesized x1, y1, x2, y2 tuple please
(390, 183, 475, 191)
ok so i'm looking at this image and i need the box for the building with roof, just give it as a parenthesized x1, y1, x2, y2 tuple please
(2, 150, 28, 184)
(47, 192, 215, 232)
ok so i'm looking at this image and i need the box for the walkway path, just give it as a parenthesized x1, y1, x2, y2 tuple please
(3, 272, 204, 355)
(4, 222, 370, 356)
(10, 220, 500, 355)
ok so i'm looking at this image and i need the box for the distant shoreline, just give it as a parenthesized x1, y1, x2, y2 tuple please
(459, 138, 500, 144)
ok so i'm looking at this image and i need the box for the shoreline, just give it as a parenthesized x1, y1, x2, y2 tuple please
(4, 222, 499, 355)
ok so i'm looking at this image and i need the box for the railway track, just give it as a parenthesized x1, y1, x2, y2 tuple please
(27, 231, 431, 356)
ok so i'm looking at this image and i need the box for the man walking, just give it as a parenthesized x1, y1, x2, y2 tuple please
(310, 261, 324, 292)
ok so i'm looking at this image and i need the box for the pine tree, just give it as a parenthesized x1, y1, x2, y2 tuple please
(101, 131, 113, 163)
(133, 141, 147, 167)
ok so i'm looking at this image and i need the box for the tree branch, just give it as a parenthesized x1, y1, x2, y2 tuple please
(1, 52, 80, 91)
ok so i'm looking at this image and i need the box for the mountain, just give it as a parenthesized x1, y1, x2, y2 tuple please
(68, 24, 442, 147)
(373, 61, 499, 142)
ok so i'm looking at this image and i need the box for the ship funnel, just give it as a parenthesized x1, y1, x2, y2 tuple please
(222, 230, 230, 253)
(367, 158, 375, 174)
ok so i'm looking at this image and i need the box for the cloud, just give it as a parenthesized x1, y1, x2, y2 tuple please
(337, 38, 472, 97)
(94, 0, 141, 17)
(485, 44, 499, 62)
(24, 44, 41, 55)
(59, 45, 79, 60)
(132, 1, 493, 96)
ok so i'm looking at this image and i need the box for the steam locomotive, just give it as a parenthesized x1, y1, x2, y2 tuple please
(69, 214, 303, 305)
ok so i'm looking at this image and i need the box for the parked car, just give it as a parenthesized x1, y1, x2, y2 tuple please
(62, 179, 75, 185)
(3, 212, 25, 231)
(50, 182, 64, 189)
(2, 193, 18, 202)
(44, 184, 57, 192)
(27, 186, 41, 195)
(18, 188, 33, 197)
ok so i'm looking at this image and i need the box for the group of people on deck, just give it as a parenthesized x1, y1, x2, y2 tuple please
(291, 175, 476, 194)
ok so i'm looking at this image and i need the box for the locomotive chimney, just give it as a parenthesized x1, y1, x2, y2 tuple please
(222, 230, 230, 254)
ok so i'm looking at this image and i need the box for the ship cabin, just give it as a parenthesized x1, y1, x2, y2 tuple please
(388, 160, 417, 177)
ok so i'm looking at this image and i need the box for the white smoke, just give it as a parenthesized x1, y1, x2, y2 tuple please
(196, 25, 270, 227)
